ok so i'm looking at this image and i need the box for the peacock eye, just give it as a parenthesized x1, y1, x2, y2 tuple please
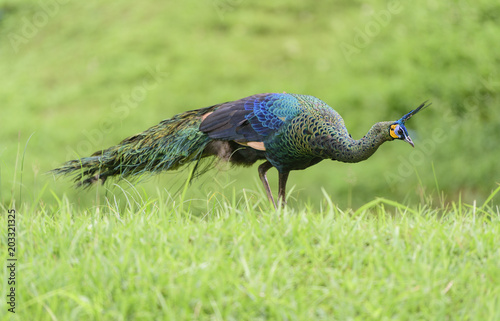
(397, 128, 403, 136)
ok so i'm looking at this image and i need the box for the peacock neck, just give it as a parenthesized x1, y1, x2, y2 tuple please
(328, 121, 394, 163)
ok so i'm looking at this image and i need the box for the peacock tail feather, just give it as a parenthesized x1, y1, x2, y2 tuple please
(51, 106, 217, 187)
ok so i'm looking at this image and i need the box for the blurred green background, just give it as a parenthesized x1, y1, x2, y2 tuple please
(1, 0, 499, 209)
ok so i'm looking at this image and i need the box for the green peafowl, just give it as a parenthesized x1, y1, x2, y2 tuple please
(52, 93, 429, 208)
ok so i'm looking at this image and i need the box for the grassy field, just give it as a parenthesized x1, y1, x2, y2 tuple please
(1, 0, 500, 319)
(1, 190, 500, 320)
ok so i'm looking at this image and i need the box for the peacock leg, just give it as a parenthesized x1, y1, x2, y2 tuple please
(278, 171, 289, 208)
(258, 161, 276, 209)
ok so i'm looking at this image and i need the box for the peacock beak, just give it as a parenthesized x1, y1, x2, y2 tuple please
(404, 135, 414, 147)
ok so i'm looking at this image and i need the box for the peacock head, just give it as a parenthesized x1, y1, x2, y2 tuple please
(389, 101, 431, 147)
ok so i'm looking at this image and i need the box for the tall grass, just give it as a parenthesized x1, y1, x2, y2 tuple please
(1, 187, 499, 320)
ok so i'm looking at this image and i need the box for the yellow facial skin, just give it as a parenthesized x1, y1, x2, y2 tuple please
(389, 124, 399, 139)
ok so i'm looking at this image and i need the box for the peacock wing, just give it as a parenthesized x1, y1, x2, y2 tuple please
(199, 93, 304, 145)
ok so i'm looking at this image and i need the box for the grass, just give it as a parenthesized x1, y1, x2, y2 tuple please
(1, 0, 500, 208)
(1, 187, 499, 320)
